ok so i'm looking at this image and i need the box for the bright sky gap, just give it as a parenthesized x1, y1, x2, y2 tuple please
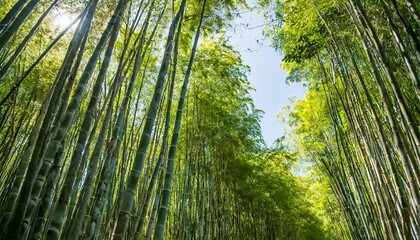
(228, 3, 305, 146)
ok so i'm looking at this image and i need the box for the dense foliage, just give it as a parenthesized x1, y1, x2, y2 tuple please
(263, 0, 420, 238)
(0, 0, 338, 239)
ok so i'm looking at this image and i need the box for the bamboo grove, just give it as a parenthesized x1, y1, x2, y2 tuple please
(0, 0, 344, 239)
(264, 0, 420, 239)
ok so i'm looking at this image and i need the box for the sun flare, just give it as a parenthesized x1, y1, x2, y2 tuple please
(53, 13, 73, 30)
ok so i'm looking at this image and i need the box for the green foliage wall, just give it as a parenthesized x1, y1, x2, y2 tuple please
(0, 0, 345, 239)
